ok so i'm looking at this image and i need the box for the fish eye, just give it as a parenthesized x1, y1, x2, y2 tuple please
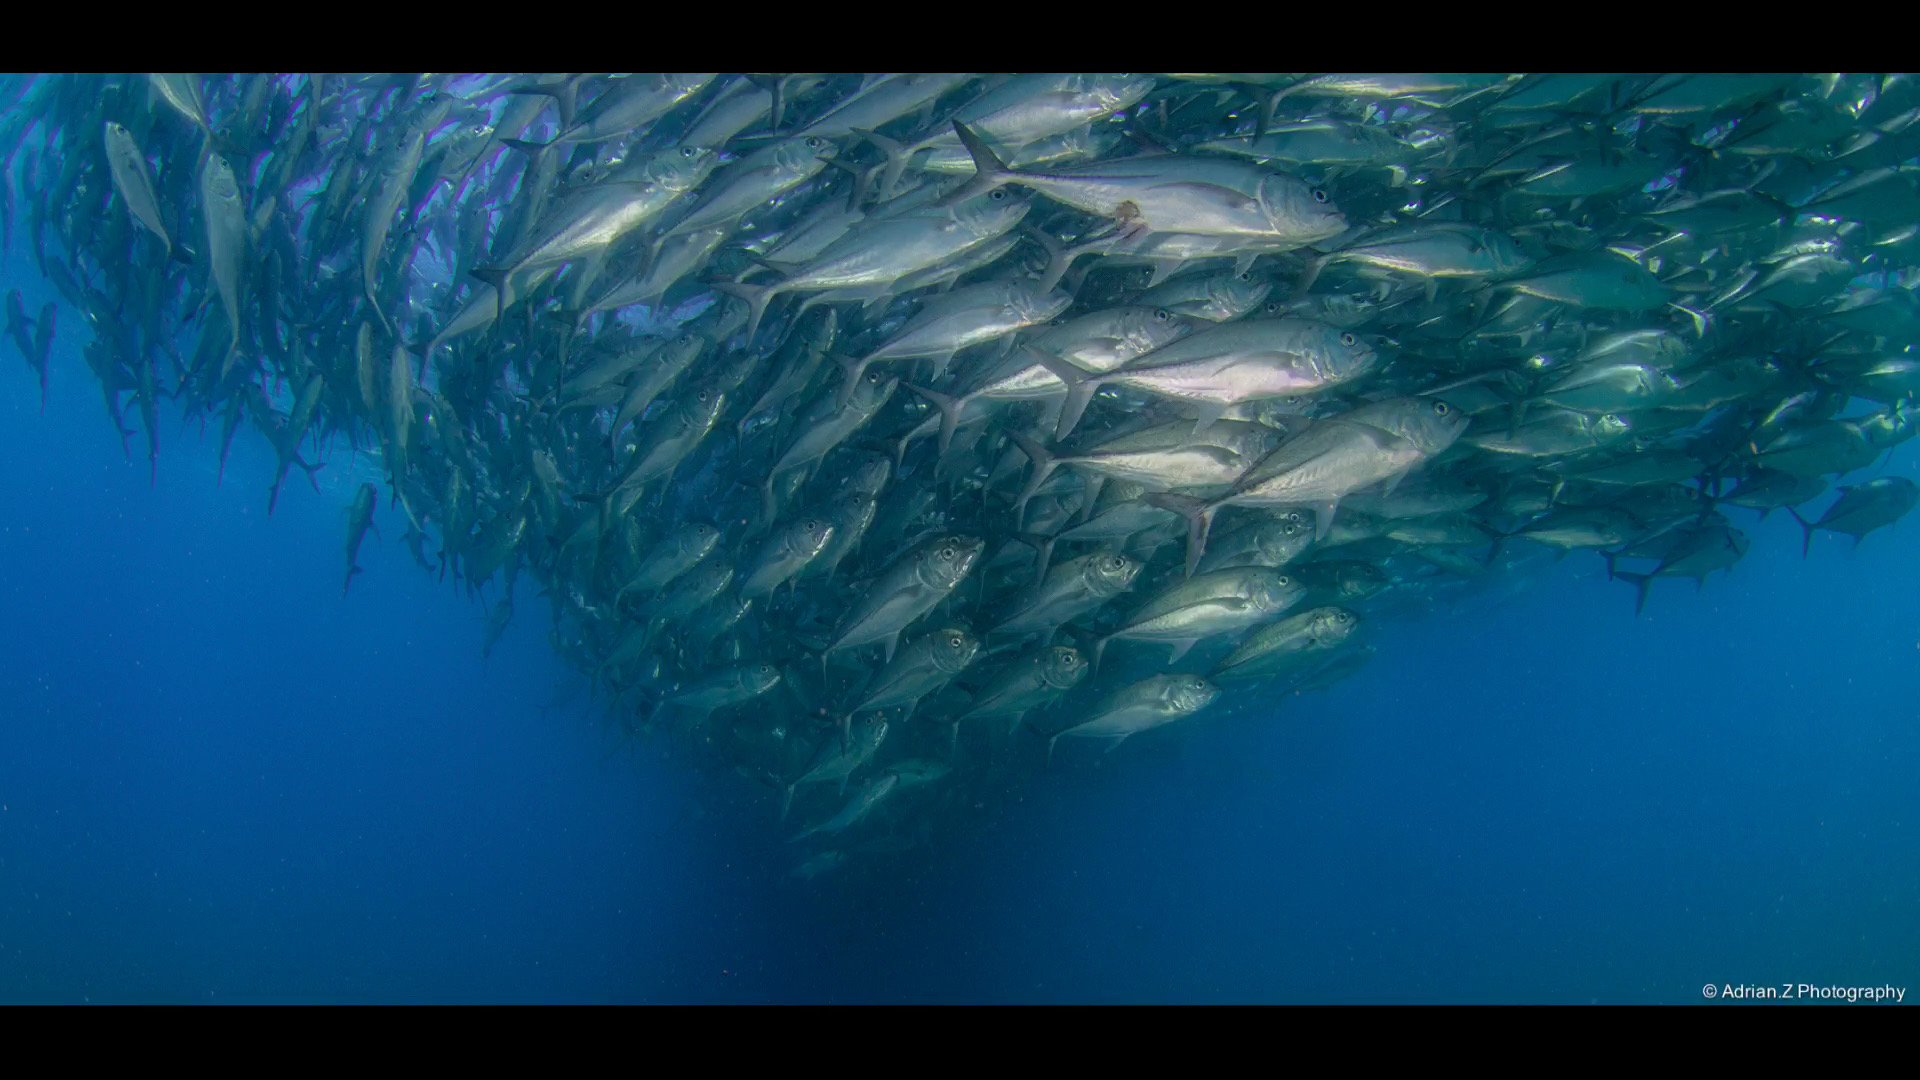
(1277, 575, 1290, 586)
(940, 545, 956, 559)
(1340, 332, 1357, 347)
(806, 137, 824, 149)
(1433, 401, 1450, 415)
(990, 189, 1008, 201)
(1154, 308, 1171, 321)
(1238, 271, 1253, 281)
(1264, 300, 1281, 313)
(1312, 188, 1329, 203)
(681, 146, 698, 157)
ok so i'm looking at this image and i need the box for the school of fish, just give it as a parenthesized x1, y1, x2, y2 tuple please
(3, 73, 1916, 878)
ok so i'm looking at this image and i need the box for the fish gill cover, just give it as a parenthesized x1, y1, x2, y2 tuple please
(1, 74, 1917, 944)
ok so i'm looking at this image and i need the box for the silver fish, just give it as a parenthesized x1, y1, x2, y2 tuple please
(102, 122, 170, 257)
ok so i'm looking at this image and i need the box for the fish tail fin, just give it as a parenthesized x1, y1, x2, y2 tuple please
(779, 783, 796, 822)
(851, 127, 913, 203)
(633, 690, 661, 731)
(940, 121, 1017, 207)
(393, 488, 425, 535)
(1255, 84, 1295, 139)
(1298, 253, 1330, 293)
(904, 383, 965, 458)
(1014, 531, 1057, 583)
(471, 267, 511, 322)
(1506, 396, 1529, 439)
(760, 473, 780, 529)
(1004, 427, 1061, 525)
(1047, 732, 1062, 768)
(739, 73, 789, 134)
(1023, 228, 1081, 295)
(1310, 500, 1339, 543)
(498, 137, 551, 157)
(710, 280, 776, 351)
(344, 564, 362, 596)
(1143, 492, 1218, 578)
(1613, 570, 1653, 616)
(1786, 505, 1813, 557)
(1088, 634, 1111, 676)
(297, 456, 326, 494)
(831, 352, 870, 410)
(32, 302, 54, 367)
(1484, 534, 1505, 568)
(1669, 302, 1711, 338)
(365, 277, 393, 337)
(4, 290, 28, 346)
(1022, 348, 1104, 439)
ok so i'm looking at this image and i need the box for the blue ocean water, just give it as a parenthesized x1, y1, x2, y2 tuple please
(2, 233, 1914, 1003)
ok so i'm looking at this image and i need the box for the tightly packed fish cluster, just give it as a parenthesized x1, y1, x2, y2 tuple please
(5, 74, 1917, 875)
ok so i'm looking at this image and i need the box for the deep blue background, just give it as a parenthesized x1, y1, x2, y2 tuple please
(2, 242, 1915, 1003)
